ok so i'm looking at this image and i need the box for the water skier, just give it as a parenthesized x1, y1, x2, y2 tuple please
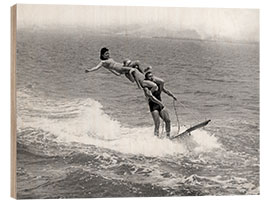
(85, 47, 155, 90)
(143, 68, 177, 138)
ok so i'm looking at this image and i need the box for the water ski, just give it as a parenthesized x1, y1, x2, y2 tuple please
(171, 119, 211, 140)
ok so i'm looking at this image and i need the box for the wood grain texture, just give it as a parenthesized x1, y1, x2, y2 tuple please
(11, 4, 17, 199)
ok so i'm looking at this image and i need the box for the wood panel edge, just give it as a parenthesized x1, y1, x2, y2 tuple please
(11, 4, 17, 199)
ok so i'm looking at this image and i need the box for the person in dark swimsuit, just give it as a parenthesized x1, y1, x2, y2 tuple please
(148, 82, 163, 112)
(143, 69, 177, 138)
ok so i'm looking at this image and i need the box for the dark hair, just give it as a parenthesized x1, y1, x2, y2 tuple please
(100, 47, 109, 60)
(144, 66, 153, 79)
(145, 71, 152, 80)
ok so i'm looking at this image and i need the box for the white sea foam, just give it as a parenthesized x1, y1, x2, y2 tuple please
(17, 90, 220, 157)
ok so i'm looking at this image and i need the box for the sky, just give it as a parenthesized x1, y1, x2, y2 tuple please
(17, 4, 259, 42)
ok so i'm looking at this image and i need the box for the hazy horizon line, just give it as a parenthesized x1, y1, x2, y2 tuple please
(17, 25, 260, 44)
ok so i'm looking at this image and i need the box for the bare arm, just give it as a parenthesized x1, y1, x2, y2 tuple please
(155, 78, 177, 100)
(85, 61, 103, 73)
(143, 87, 164, 108)
(163, 86, 177, 100)
(153, 76, 164, 84)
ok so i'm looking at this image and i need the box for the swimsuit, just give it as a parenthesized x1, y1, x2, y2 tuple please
(102, 59, 124, 73)
(148, 82, 163, 112)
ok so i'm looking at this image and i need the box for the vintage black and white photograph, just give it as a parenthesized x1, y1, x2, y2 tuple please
(13, 4, 259, 199)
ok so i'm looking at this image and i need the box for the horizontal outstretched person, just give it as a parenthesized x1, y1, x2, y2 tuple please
(85, 47, 156, 90)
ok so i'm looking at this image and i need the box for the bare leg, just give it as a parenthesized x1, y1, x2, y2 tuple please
(129, 68, 158, 91)
(142, 80, 158, 92)
(151, 110, 160, 137)
(159, 108, 171, 137)
(125, 73, 135, 82)
(121, 67, 142, 89)
(129, 60, 144, 73)
(129, 69, 142, 89)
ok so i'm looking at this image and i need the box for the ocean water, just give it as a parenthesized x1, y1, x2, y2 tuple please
(16, 30, 259, 198)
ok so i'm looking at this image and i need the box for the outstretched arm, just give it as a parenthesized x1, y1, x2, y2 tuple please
(163, 86, 177, 100)
(85, 61, 103, 73)
(156, 78, 177, 100)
